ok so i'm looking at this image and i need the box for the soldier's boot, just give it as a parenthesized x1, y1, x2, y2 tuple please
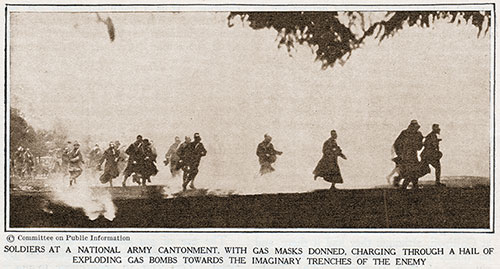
(393, 176, 401, 187)
(435, 169, 445, 187)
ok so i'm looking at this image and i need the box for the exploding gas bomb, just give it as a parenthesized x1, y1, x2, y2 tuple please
(46, 171, 116, 221)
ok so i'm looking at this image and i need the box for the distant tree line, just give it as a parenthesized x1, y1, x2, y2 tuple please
(10, 107, 68, 158)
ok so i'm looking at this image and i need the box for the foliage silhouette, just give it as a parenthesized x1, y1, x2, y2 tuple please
(228, 11, 490, 69)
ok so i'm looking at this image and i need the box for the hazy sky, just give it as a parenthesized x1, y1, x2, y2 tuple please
(9, 12, 490, 193)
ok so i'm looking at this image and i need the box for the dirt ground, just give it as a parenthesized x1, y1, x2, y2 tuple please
(9, 185, 490, 229)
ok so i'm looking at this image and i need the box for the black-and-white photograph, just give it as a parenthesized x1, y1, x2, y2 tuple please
(7, 7, 492, 229)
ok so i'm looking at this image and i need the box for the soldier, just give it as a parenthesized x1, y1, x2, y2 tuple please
(122, 135, 145, 187)
(115, 140, 128, 174)
(421, 124, 444, 187)
(177, 136, 192, 186)
(22, 147, 35, 179)
(88, 144, 102, 168)
(61, 141, 72, 174)
(14, 146, 25, 177)
(179, 133, 206, 191)
(256, 134, 283, 175)
(313, 130, 347, 190)
(393, 120, 424, 189)
(142, 139, 158, 185)
(68, 141, 84, 186)
(164, 136, 182, 177)
(98, 141, 120, 187)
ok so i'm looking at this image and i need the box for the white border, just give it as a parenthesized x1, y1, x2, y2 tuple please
(4, 3, 495, 233)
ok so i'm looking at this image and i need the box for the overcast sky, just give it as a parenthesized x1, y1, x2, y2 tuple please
(9, 12, 490, 193)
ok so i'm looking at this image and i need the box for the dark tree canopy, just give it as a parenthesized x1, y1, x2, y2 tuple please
(10, 107, 68, 157)
(228, 11, 490, 69)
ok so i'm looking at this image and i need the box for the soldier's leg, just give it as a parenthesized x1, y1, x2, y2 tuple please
(411, 177, 419, 189)
(401, 177, 410, 189)
(434, 161, 441, 182)
(188, 168, 199, 189)
(182, 166, 190, 191)
(74, 170, 82, 184)
(386, 167, 397, 183)
(122, 169, 131, 187)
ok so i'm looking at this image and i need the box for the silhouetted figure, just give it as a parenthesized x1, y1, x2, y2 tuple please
(22, 147, 35, 179)
(68, 141, 84, 186)
(177, 136, 192, 187)
(122, 135, 145, 187)
(142, 139, 158, 185)
(256, 134, 283, 175)
(61, 141, 72, 175)
(393, 120, 424, 189)
(13, 146, 25, 177)
(114, 140, 127, 174)
(313, 130, 347, 190)
(98, 142, 120, 187)
(386, 146, 401, 184)
(178, 133, 206, 191)
(88, 144, 102, 168)
(164, 136, 182, 177)
(421, 124, 444, 186)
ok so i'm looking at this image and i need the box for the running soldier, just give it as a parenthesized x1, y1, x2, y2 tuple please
(178, 133, 206, 191)
(164, 136, 182, 177)
(68, 141, 84, 186)
(393, 120, 424, 189)
(22, 148, 35, 179)
(98, 142, 120, 187)
(313, 130, 347, 190)
(256, 134, 283, 175)
(122, 135, 145, 187)
(88, 144, 103, 168)
(176, 136, 191, 186)
(142, 139, 158, 185)
(421, 124, 444, 186)
(13, 146, 25, 177)
(61, 141, 72, 175)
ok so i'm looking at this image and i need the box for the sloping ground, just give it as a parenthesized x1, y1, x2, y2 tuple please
(9, 185, 490, 229)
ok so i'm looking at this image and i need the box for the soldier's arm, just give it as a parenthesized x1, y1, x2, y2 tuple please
(271, 144, 282, 155)
(256, 144, 263, 157)
(125, 145, 133, 155)
(417, 133, 424, 150)
(200, 144, 207, 156)
(338, 147, 347, 159)
(322, 141, 330, 155)
(98, 152, 106, 166)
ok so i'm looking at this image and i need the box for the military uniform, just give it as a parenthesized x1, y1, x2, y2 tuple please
(313, 137, 344, 185)
(179, 136, 207, 191)
(98, 146, 120, 185)
(421, 131, 443, 184)
(393, 121, 425, 188)
(256, 141, 282, 175)
(68, 147, 83, 185)
(165, 141, 182, 176)
(123, 140, 145, 179)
